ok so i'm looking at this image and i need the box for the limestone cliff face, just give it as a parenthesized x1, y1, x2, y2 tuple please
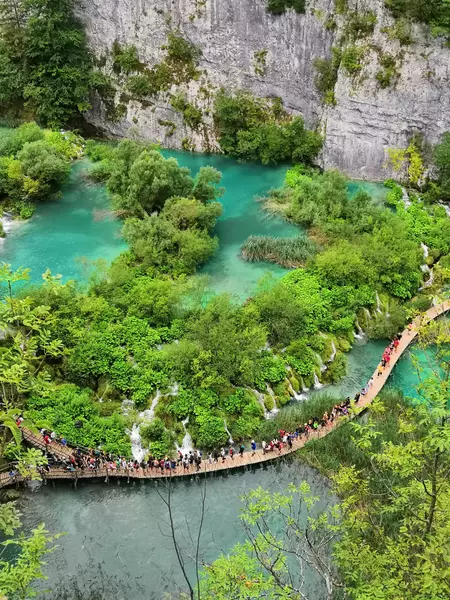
(325, 0, 450, 180)
(76, 0, 450, 180)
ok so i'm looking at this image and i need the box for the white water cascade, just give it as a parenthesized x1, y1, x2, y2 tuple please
(313, 372, 323, 389)
(250, 388, 270, 419)
(363, 307, 371, 326)
(375, 292, 383, 314)
(314, 352, 327, 372)
(130, 423, 146, 462)
(265, 384, 280, 417)
(328, 341, 337, 363)
(177, 417, 193, 455)
(223, 419, 234, 444)
(353, 319, 365, 340)
(286, 379, 307, 401)
(138, 389, 162, 421)
(401, 187, 412, 208)
(439, 202, 450, 217)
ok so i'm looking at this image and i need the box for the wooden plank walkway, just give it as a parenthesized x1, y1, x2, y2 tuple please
(1, 300, 449, 489)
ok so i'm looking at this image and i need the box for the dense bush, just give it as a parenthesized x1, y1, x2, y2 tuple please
(0, 123, 76, 216)
(385, 0, 450, 39)
(0, 0, 93, 126)
(213, 90, 322, 165)
(26, 385, 131, 455)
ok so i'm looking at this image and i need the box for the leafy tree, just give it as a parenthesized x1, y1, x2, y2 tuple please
(0, 0, 93, 126)
(0, 503, 61, 600)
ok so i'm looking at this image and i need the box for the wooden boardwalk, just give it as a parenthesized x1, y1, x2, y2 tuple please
(1, 300, 449, 489)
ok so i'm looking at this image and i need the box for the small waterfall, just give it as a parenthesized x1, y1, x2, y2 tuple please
(313, 372, 323, 389)
(300, 377, 310, 392)
(130, 424, 145, 462)
(423, 268, 434, 288)
(328, 341, 337, 363)
(177, 417, 193, 455)
(286, 379, 307, 401)
(314, 352, 327, 372)
(139, 390, 162, 421)
(250, 388, 269, 419)
(401, 187, 411, 208)
(375, 292, 382, 314)
(353, 319, 365, 340)
(363, 307, 371, 325)
(0, 212, 15, 241)
(121, 398, 135, 416)
(223, 419, 234, 444)
(421, 242, 429, 259)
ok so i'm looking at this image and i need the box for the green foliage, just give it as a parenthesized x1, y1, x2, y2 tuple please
(313, 47, 342, 104)
(0, 0, 93, 126)
(385, 0, 450, 39)
(344, 10, 377, 40)
(0, 124, 76, 217)
(111, 42, 142, 75)
(26, 385, 131, 455)
(376, 53, 399, 88)
(434, 132, 450, 200)
(266, 0, 306, 14)
(213, 90, 322, 165)
(121, 31, 201, 101)
(265, 168, 423, 299)
(341, 45, 366, 75)
(170, 93, 203, 129)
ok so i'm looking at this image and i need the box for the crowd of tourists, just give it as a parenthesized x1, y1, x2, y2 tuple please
(10, 331, 405, 480)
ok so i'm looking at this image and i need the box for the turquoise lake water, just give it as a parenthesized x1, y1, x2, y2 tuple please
(0, 151, 386, 296)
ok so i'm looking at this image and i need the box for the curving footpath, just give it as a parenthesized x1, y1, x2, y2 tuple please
(1, 300, 449, 489)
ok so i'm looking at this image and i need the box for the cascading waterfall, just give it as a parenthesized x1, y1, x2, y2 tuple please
(250, 388, 270, 419)
(130, 387, 174, 460)
(328, 341, 337, 363)
(300, 377, 309, 392)
(314, 352, 327, 372)
(264, 384, 280, 417)
(353, 319, 365, 340)
(286, 379, 307, 401)
(223, 419, 234, 444)
(138, 389, 162, 421)
(375, 292, 383, 314)
(177, 417, 193, 455)
(401, 187, 412, 208)
(0, 212, 18, 242)
(313, 372, 323, 389)
(419, 242, 434, 288)
(421, 242, 429, 259)
(130, 423, 146, 462)
(363, 307, 371, 325)
(438, 202, 450, 217)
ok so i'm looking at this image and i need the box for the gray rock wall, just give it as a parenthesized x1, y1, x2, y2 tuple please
(76, 0, 450, 180)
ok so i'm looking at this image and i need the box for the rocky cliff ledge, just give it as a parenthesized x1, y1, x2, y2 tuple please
(76, 0, 450, 180)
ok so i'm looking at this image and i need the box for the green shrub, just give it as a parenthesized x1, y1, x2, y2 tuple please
(341, 46, 366, 75)
(313, 48, 342, 101)
(344, 11, 377, 40)
(213, 90, 322, 165)
(266, 0, 305, 14)
(376, 53, 399, 88)
(112, 42, 142, 74)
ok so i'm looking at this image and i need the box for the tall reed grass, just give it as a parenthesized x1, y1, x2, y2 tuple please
(241, 235, 316, 267)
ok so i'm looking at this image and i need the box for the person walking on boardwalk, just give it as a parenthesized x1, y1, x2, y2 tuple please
(239, 443, 245, 458)
(262, 440, 267, 455)
(251, 440, 256, 455)
(220, 447, 226, 462)
(229, 446, 234, 460)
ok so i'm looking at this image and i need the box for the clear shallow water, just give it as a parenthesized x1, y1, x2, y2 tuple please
(161, 150, 299, 297)
(19, 460, 332, 600)
(0, 161, 127, 283)
(1, 148, 387, 296)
